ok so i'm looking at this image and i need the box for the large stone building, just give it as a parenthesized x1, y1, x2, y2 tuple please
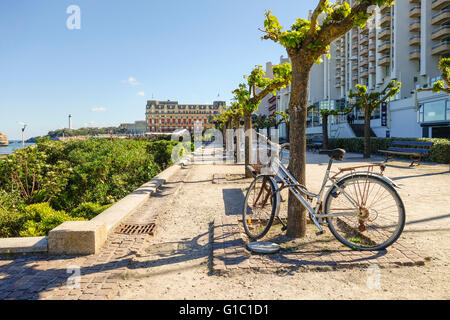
(0, 132, 8, 146)
(146, 100, 225, 133)
(275, 0, 450, 140)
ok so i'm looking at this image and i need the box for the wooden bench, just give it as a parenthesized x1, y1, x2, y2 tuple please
(307, 137, 323, 152)
(378, 141, 433, 167)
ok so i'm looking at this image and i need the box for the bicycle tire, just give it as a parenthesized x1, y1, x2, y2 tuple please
(242, 175, 279, 240)
(324, 174, 405, 251)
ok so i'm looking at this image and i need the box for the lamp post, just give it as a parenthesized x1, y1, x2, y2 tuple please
(20, 123, 27, 148)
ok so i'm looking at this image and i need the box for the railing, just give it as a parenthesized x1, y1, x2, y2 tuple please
(432, 40, 450, 49)
(378, 55, 391, 61)
(409, 6, 421, 12)
(432, 8, 450, 19)
(432, 25, 450, 35)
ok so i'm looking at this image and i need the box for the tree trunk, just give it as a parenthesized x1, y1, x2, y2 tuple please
(364, 109, 371, 158)
(244, 111, 253, 178)
(286, 123, 290, 142)
(286, 58, 312, 238)
(322, 115, 328, 150)
(235, 116, 243, 163)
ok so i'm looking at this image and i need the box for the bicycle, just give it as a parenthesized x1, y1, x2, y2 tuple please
(242, 133, 405, 251)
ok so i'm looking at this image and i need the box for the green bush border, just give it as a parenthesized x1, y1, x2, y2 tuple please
(322, 137, 450, 164)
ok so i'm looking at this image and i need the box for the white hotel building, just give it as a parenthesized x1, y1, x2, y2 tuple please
(273, 0, 450, 141)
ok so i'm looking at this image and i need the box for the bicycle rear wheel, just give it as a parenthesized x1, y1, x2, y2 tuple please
(324, 174, 405, 251)
(242, 175, 279, 240)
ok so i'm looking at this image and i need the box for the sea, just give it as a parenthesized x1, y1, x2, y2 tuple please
(0, 140, 36, 155)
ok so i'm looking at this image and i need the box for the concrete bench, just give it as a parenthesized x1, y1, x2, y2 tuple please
(378, 141, 433, 167)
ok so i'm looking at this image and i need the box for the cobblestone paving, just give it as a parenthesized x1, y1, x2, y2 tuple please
(0, 233, 149, 300)
(0, 166, 189, 300)
(212, 216, 429, 275)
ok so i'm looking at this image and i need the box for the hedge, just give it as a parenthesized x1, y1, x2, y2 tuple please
(322, 137, 450, 164)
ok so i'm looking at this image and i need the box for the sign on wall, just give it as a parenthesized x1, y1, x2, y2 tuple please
(381, 102, 388, 127)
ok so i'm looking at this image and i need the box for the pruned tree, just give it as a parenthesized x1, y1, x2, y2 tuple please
(349, 80, 401, 158)
(417, 57, 450, 94)
(274, 110, 290, 142)
(260, 0, 395, 238)
(233, 63, 292, 177)
(310, 105, 354, 150)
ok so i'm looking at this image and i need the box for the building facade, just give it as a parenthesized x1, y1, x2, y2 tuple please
(275, 0, 450, 140)
(146, 100, 225, 133)
(119, 120, 148, 135)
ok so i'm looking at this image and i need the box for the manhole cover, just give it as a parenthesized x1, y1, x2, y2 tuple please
(116, 223, 156, 235)
(246, 241, 280, 254)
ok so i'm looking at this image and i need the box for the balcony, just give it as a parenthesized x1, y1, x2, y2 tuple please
(369, 42, 376, 51)
(378, 27, 391, 41)
(380, 4, 391, 14)
(352, 74, 358, 81)
(378, 55, 391, 66)
(369, 30, 376, 39)
(360, 46, 369, 56)
(352, 42, 359, 51)
(380, 13, 391, 27)
(369, 66, 376, 74)
(409, 20, 421, 32)
(432, 25, 450, 40)
(378, 41, 391, 53)
(360, 27, 369, 35)
(360, 69, 369, 78)
(409, 6, 421, 19)
(409, 35, 421, 46)
(409, 0, 420, 3)
(360, 57, 369, 67)
(432, 0, 450, 10)
(352, 63, 359, 71)
(369, 54, 376, 62)
(360, 35, 369, 45)
(431, 9, 450, 25)
(409, 49, 421, 60)
(431, 40, 450, 55)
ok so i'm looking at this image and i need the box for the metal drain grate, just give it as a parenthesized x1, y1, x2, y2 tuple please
(116, 223, 156, 235)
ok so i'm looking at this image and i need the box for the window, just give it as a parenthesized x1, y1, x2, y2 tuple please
(418, 100, 447, 122)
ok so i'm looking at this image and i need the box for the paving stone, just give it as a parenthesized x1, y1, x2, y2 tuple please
(212, 216, 428, 275)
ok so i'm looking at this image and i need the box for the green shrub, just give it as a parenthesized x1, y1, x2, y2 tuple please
(146, 140, 179, 169)
(327, 137, 450, 164)
(19, 203, 86, 237)
(0, 210, 26, 238)
(70, 202, 112, 220)
(0, 138, 195, 237)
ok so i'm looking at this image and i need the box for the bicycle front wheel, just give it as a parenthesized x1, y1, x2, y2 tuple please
(242, 175, 279, 240)
(324, 174, 405, 251)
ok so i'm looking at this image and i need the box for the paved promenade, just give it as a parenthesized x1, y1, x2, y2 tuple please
(0, 148, 449, 299)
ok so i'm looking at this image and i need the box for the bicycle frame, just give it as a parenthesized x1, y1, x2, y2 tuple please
(268, 156, 352, 234)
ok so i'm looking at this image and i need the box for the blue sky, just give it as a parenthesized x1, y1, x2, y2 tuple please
(0, 0, 313, 139)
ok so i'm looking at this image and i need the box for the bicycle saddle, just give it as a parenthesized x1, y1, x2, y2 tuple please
(319, 148, 346, 161)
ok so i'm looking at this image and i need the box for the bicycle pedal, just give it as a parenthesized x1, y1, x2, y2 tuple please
(315, 230, 326, 236)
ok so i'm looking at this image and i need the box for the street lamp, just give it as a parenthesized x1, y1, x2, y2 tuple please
(19, 122, 27, 148)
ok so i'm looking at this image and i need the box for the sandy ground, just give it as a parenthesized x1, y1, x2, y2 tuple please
(114, 150, 450, 300)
